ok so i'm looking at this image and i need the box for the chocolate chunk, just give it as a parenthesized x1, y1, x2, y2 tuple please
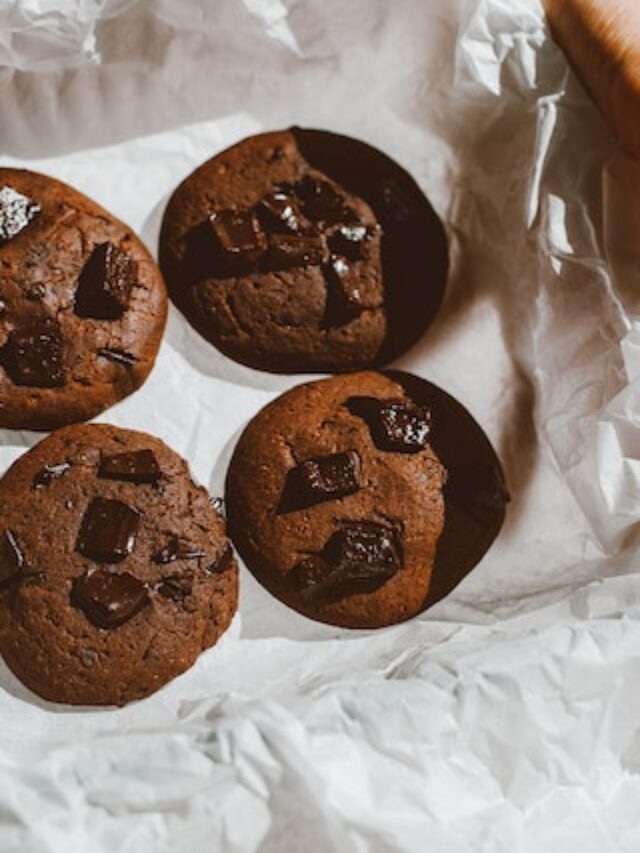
(0, 530, 24, 587)
(208, 209, 266, 273)
(296, 176, 352, 225)
(445, 464, 510, 527)
(289, 521, 402, 603)
(257, 188, 305, 233)
(0, 300, 6, 316)
(98, 449, 161, 485)
(154, 575, 193, 601)
(206, 542, 233, 575)
(76, 497, 141, 563)
(71, 568, 149, 629)
(278, 450, 361, 513)
(75, 242, 137, 320)
(210, 209, 262, 252)
(32, 461, 71, 489)
(286, 556, 327, 601)
(347, 396, 431, 453)
(3, 317, 65, 387)
(321, 257, 366, 329)
(97, 347, 137, 367)
(329, 257, 366, 305)
(0, 186, 40, 244)
(323, 522, 401, 577)
(266, 233, 326, 271)
(153, 536, 205, 564)
(327, 224, 371, 261)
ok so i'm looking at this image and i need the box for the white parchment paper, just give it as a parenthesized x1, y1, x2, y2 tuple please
(0, 0, 639, 850)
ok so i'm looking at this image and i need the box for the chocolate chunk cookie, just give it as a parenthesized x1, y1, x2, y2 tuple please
(0, 424, 237, 705)
(0, 168, 167, 430)
(159, 127, 448, 373)
(226, 371, 508, 628)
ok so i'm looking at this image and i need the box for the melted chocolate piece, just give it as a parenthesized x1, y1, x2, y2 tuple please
(327, 224, 371, 261)
(321, 257, 366, 329)
(75, 242, 137, 320)
(329, 257, 366, 305)
(71, 568, 149, 629)
(209, 209, 266, 273)
(0, 529, 24, 587)
(289, 521, 402, 603)
(32, 461, 71, 489)
(0, 186, 40, 244)
(154, 575, 193, 602)
(76, 497, 141, 563)
(278, 450, 361, 513)
(3, 317, 65, 387)
(206, 542, 233, 575)
(347, 396, 431, 453)
(153, 536, 205, 564)
(266, 233, 326, 270)
(286, 556, 326, 600)
(257, 188, 306, 234)
(97, 347, 137, 367)
(323, 522, 401, 577)
(98, 449, 161, 485)
(296, 176, 352, 226)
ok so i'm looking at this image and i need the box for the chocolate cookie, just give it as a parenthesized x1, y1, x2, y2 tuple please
(0, 168, 167, 430)
(225, 371, 508, 628)
(0, 424, 237, 705)
(159, 127, 448, 373)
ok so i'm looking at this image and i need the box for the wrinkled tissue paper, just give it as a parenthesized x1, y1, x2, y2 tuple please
(0, 0, 639, 850)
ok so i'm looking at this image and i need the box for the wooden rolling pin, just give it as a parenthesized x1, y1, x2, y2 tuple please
(544, 0, 640, 159)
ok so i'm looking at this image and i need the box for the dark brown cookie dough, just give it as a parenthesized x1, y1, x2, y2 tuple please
(226, 371, 508, 629)
(159, 127, 448, 373)
(0, 168, 167, 430)
(0, 424, 237, 706)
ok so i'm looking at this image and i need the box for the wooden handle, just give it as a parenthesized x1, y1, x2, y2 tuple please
(544, 0, 640, 159)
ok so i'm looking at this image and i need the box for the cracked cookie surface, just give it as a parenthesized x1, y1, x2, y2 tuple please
(226, 371, 509, 628)
(159, 128, 448, 373)
(0, 168, 167, 430)
(0, 423, 237, 706)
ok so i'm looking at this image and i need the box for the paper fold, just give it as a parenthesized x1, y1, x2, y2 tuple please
(1, 1, 640, 850)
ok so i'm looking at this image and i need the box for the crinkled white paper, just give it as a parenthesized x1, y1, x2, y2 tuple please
(0, 0, 639, 850)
